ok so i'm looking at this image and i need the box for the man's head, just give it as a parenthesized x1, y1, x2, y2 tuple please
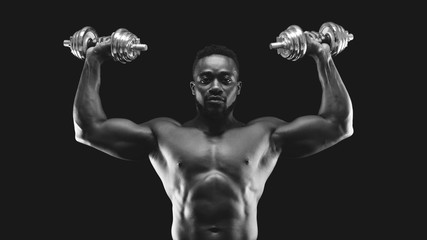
(191, 44, 242, 118)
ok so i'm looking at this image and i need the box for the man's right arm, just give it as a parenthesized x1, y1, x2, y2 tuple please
(73, 42, 157, 161)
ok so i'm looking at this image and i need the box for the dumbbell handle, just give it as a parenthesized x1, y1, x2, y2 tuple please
(63, 39, 148, 51)
(269, 31, 353, 50)
(63, 40, 70, 47)
(129, 43, 148, 51)
(269, 41, 285, 50)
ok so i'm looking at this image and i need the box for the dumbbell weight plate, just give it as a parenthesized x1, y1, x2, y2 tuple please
(270, 25, 310, 61)
(281, 25, 306, 61)
(319, 22, 352, 56)
(110, 28, 141, 63)
(71, 26, 98, 59)
(319, 23, 338, 55)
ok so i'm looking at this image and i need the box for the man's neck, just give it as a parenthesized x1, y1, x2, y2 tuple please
(190, 112, 243, 136)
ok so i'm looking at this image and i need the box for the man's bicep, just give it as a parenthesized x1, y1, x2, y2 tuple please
(82, 118, 157, 161)
(272, 115, 342, 159)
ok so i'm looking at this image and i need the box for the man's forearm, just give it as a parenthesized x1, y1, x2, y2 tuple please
(314, 53, 353, 131)
(73, 59, 107, 133)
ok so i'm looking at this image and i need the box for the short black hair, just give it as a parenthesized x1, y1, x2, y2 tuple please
(192, 44, 240, 75)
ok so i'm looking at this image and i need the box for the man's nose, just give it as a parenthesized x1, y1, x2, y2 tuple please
(208, 80, 224, 95)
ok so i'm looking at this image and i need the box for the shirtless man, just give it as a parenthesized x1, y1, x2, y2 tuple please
(73, 35, 353, 240)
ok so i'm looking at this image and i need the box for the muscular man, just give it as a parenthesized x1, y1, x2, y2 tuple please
(73, 35, 353, 240)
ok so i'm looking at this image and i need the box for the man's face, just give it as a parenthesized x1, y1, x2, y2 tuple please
(191, 54, 241, 116)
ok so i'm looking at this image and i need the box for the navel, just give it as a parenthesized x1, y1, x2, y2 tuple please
(208, 226, 220, 233)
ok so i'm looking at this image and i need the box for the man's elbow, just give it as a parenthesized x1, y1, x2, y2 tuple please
(73, 108, 97, 145)
(338, 115, 354, 140)
(73, 120, 92, 145)
(342, 124, 354, 140)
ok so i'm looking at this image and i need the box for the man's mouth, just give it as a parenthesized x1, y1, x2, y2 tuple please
(206, 96, 225, 102)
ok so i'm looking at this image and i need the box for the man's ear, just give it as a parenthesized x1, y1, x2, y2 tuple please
(237, 81, 242, 95)
(190, 81, 196, 95)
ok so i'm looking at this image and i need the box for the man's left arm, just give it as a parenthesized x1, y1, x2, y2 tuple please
(271, 38, 353, 159)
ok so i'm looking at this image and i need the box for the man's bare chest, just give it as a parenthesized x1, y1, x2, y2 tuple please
(155, 125, 276, 171)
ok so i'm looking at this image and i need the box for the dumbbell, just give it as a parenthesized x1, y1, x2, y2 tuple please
(63, 26, 148, 63)
(269, 22, 353, 61)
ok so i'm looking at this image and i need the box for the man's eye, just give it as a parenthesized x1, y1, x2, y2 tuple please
(199, 77, 209, 83)
(222, 76, 232, 83)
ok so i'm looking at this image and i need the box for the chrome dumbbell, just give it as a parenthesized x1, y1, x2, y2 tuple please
(269, 22, 353, 61)
(63, 26, 148, 63)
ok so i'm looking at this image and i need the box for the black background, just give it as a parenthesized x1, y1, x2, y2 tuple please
(7, 2, 419, 240)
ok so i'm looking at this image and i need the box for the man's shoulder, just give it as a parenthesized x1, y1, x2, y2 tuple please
(144, 117, 182, 128)
(247, 116, 287, 127)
